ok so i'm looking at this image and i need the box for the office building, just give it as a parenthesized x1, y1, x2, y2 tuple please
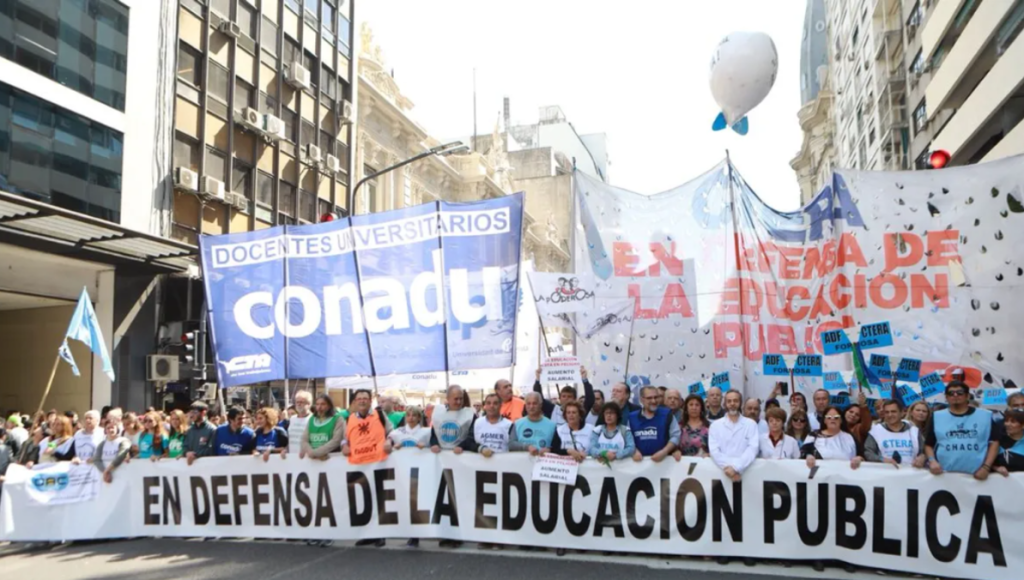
(792, 0, 838, 204)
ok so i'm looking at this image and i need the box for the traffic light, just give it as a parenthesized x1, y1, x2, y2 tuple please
(929, 149, 951, 169)
(182, 331, 198, 367)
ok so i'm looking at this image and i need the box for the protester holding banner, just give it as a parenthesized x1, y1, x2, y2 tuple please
(925, 381, 999, 478)
(759, 407, 800, 459)
(905, 400, 930, 432)
(379, 396, 406, 430)
(89, 420, 131, 483)
(842, 393, 872, 456)
(996, 410, 1024, 472)
(16, 427, 41, 466)
(70, 410, 104, 462)
(135, 412, 165, 460)
(388, 406, 432, 450)
(588, 402, 635, 461)
(39, 416, 74, 463)
(552, 401, 593, 462)
(704, 387, 726, 421)
(122, 412, 142, 453)
(865, 400, 924, 467)
(675, 394, 710, 458)
(785, 409, 811, 447)
(342, 389, 393, 466)
(789, 391, 809, 417)
(164, 410, 187, 460)
(629, 386, 679, 462)
(801, 406, 862, 470)
(183, 402, 216, 464)
(610, 382, 640, 415)
(1007, 392, 1024, 411)
(430, 386, 476, 452)
(510, 393, 556, 454)
(287, 391, 313, 455)
(213, 407, 255, 456)
(585, 389, 605, 427)
(533, 367, 595, 425)
(708, 391, 759, 481)
(469, 395, 513, 456)
(253, 408, 288, 460)
(494, 379, 525, 422)
(300, 395, 345, 460)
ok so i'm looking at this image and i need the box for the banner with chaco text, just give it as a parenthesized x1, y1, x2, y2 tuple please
(572, 156, 1024, 399)
(2, 454, 1022, 580)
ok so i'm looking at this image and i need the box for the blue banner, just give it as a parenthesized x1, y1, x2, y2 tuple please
(200, 195, 524, 387)
(868, 354, 892, 381)
(857, 321, 893, 350)
(895, 358, 922, 382)
(762, 354, 789, 376)
(687, 381, 706, 398)
(919, 372, 945, 399)
(710, 372, 731, 392)
(823, 371, 849, 392)
(898, 384, 923, 407)
(981, 387, 1008, 406)
(820, 329, 854, 355)
(792, 354, 823, 377)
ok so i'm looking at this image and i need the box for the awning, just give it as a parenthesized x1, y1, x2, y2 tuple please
(0, 191, 197, 272)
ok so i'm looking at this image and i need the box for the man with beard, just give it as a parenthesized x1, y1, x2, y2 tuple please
(629, 386, 679, 462)
(743, 397, 768, 435)
(708, 390, 759, 566)
(705, 387, 726, 421)
(865, 400, 926, 467)
(610, 381, 641, 415)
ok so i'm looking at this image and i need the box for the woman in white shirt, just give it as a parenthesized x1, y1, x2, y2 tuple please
(759, 407, 800, 459)
(387, 406, 431, 450)
(800, 405, 862, 470)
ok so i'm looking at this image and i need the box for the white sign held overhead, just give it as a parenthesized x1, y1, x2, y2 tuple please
(540, 355, 582, 385)
(529, 272, 596, 317)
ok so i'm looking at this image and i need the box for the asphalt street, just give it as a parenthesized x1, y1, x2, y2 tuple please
(0, 538, 919, 580)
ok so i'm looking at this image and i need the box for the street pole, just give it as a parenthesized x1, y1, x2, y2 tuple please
(346, 141, 468, 217)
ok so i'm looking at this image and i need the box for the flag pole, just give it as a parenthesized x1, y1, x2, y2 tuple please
(37, 352, 62, 414)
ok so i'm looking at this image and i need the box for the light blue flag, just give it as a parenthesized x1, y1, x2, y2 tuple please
(58, 288, 115, 381)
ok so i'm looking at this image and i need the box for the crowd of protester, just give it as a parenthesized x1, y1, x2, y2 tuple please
(2, 369, 1022, 570)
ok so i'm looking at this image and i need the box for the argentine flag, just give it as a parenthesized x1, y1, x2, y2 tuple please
(58, 287, 115, 381)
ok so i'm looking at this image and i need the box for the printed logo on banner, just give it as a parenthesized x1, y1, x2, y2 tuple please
(895, 358, 922, 382)
(542, 277, 594, 306)
(868, 354, 893, 380)
(823, 372, 849, 392)
(440, 422, 461, 444)
(981, 387, 1008, 406)
(830, 392, 852, 410)
(857, 322, 894, 350)
(898, 384, 923, 407)
(762, 354, 789, 376)
(31, 473, 69, 492)
(710, 372, 731, 391)
(919, 373, 945, 399)
(687, 381, 706, 397)
(221, 354, 273, 375)
(792, 355, 823, 377)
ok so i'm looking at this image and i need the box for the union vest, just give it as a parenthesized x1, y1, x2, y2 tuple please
(592, 426, 626, 454)
(556, 423, 593, 452)
(932, 408, 992, 474)
(346, 410, 387, 465)
(869, 423, 919, 465)
(431, 407, 475, 449)
(308, 412, 341, 450)
(629, 407, 673, 456)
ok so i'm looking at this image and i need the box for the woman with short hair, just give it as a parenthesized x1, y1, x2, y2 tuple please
(253, 407, 289, 461)
(588, 402, 635, 461)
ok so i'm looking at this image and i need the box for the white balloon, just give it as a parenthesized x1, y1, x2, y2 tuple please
(709, 32, 778, 135)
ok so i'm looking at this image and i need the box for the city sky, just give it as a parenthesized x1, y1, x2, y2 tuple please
(359, 0, 808, 211)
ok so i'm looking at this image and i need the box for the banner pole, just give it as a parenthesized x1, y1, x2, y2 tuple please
(724, 151, 749, 397)
(621, 311, 637, 384)
(346, 212, 380, 395)
(435, 199, 452, 395)
(37, 352, 62, 414)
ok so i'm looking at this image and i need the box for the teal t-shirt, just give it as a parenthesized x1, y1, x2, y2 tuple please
(514, 416, 556, 449)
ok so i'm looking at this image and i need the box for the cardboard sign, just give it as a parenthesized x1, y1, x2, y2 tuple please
(821, 322, 893, 355)
(710, 372, 731, 392)
(981, 387, 1008, 406)
(687, 381, 707, 398)
(531, 453, 579, 485)
(868, 354, 893, 381)
(898, 384, 923, 407)
(540, 355, 582, 385)
(919, 372, 945, 399)
(830, 392, 852, 410)
(792, 354, 823, 377)
(823, 371, 850, 392)
(820, 329, 855, 355)
(895, 358, 922, 382)
(762, 354, 789, 376)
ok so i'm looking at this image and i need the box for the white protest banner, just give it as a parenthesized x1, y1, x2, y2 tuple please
(1, 455, 1021, 580)
(23, 462, 100, 506)
(529, 272, 596, 317)
(531, 453, 579, 485)
(540, 355, 581, 384)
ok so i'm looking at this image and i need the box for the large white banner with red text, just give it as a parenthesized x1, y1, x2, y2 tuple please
(572, 157, 1024, 398)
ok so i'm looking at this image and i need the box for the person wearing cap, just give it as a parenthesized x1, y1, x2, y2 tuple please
(183, 401, 216, 465)
(924, 381, 1000, 478)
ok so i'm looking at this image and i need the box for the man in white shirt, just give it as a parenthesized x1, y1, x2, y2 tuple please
(287, 390, 312, 455)
(708, 391, 760, 482)
(743, 397, 769, 435)
(471, 394, 513, 456)
(71, 410, 105, 462)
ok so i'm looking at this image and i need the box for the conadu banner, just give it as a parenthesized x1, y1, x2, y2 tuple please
(2, 454, 1022, 580)
(572, 157, 1024, 399)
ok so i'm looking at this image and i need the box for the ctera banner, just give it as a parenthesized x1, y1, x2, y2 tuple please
(1, 454, 1021, 580)
(200, 195, 524, 387)
(572, 156, 1024, 399)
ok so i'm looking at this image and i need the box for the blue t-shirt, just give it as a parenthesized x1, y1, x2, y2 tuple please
(629, 407, 672, 456)
(514, 416, 556, 450)
(137, 432, 160, 459)
(214, 425, 256, 456)
(254, 427, 288, 453)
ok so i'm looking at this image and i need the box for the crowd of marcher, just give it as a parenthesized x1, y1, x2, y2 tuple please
(2, 369, 1022, 571)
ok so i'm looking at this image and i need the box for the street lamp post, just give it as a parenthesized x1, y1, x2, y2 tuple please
(345, 141, 469, 217)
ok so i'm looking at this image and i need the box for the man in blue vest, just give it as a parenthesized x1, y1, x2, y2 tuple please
(629, 386, 679, 462)
(924, 381, 999, 479)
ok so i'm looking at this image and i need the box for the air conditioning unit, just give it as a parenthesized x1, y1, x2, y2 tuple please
(263, 114, 285, 140)
(240, 107, 262, 130)
(175, 167, 199, 192)
(326, 154, 341, 173)
(226, 191, 248, 211)
(337, 99, 354, 125)
(286, 62, 311, 90)
(218, 20, 242, 39)
(306, 144, 322, 163)
(204, 176, 225, 200)
(147, 355, 180, 382)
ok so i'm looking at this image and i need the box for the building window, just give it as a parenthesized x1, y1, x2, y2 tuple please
(206, 147, 227, 183)
(283, 37, 300, 66)
(210, 0, 231, 18)
(284, 0, 301, 14)
(996, 2, 1024, 56)
(208, 62, 230, 103)
(232, 161, 253, 210)
(281, 107, 298, 142)
(234, 79, 254, 111)
(298, 188, 315, 221)
(868, 128, 876, 146)
(338, 13, 351, 52)
(303, 51, 319, 89)
(915, 147, 932, 170)
(300, 120, 315, 149)
(2, 0, 129, 111)
(303, 0, 318, 18)
(403, 174, 412, 207)
(321, 67, 337, 99)
(364, 164, 377, 213)
(256, 170, 274, 222)
(320, 130, 335, 157)
(322, 1, 335, 44)
(237, 2, 257, 38)
(0, 81, 123, 222)
(177, 43, 203, 88)
(909, 50, 924, 75)
(181, 0, 204, 16)
(913, 99, 928, 133)
(261, 17, 279, 55)
(279, 180, 296, 220)
(173, 133, 200, 172)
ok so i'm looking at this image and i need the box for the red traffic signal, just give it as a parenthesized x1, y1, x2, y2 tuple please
(929, 149, 951, 169)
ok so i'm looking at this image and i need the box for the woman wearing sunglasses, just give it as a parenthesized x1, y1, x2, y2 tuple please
(785, 410, 811, 447)
(800, 405, 862, 471)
